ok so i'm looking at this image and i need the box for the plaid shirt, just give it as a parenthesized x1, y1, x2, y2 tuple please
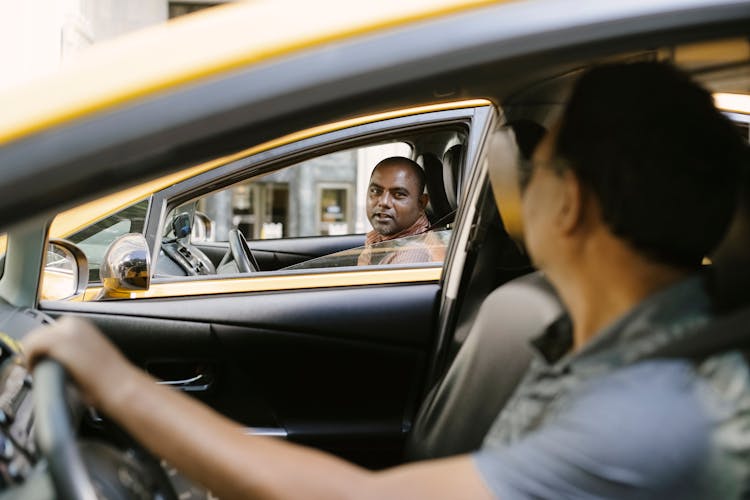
(358, 213, 442, 266)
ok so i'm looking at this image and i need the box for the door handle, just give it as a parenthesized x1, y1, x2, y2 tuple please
(156, 373, 211, 392)
(148, 363, 214, 392)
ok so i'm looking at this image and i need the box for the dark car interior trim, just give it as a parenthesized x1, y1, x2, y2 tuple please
(42, 282, 441, 467)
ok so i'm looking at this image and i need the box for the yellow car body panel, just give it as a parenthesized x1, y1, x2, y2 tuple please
(0, 0, 501, 146)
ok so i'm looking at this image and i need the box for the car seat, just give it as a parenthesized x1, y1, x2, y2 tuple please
(406, 121, 553, 460)
(418, 152, 453, 225)
(646, 191, 750, 360)
(442, 144, 464, 214)
(406, 133, 750, 461)
(405, 271, 562, 459)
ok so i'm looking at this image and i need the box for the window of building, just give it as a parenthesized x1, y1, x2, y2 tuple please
(318, 185, 351, 235)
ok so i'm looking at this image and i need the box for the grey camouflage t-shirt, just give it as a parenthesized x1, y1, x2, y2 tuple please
(474, 275, 750, 499)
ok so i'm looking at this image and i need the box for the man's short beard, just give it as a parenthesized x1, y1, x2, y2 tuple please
(376, 224, 397, 236)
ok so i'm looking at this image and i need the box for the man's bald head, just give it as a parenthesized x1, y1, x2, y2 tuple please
(372, 157, 426, 195)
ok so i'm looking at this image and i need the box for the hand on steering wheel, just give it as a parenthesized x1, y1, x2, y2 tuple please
(34, 360, 179, 500)
(33, 360, 97, 500)
(26, 317, 178, 500)
(227, 229, 259, 273)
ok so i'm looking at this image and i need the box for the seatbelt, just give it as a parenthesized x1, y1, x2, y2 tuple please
(647, 304, 750, 362)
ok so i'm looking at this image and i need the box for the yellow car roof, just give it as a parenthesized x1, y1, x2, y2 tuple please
(0, 0, 501, 146)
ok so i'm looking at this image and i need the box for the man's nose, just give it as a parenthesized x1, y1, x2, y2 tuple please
(377, 191, 393, 207)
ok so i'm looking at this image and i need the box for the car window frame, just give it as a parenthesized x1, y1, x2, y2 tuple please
(74, 104, 493, 301)
(150, 108, 486, 260)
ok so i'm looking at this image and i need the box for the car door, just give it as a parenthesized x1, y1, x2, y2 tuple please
(38, 101, 496, 468)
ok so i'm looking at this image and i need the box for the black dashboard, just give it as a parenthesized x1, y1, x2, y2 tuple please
(0, 358, 35, 486)
(0, 302, 204, 500)
(0, 304, 52, 488)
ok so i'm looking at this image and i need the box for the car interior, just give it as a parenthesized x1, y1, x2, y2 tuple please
(408, 42, 750, 457)
(0, 3, 748, 498)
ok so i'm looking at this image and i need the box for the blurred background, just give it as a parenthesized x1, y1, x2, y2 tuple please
(0, 0, 225, 91)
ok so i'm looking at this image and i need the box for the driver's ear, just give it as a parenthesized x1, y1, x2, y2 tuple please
(558, 169, 584, 235)
(419, 193, 429, 211)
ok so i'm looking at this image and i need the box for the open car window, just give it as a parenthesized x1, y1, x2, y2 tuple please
(154, 138, 464, 278)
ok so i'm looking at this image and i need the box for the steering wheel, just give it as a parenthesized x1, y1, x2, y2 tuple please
(33, 360, 96, 499)
(33, 360, 177, 500)
(228, 229, 259, 273)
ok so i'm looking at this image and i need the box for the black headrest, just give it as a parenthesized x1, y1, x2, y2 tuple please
(508, 119, 547, 160)
(647, 196, 750, 361)
(442, 144, 464, 209)
(418, 152, 452, 224)
(709, 195, 750, 312)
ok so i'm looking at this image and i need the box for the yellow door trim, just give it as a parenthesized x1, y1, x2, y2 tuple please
(81, 267, 442, 301)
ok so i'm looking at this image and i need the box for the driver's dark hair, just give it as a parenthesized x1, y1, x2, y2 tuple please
(374, 156, 426, 194)
(555, 62, 749, 268)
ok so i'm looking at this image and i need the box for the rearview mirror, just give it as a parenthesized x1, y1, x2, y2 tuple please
(97, 233, 151, 300)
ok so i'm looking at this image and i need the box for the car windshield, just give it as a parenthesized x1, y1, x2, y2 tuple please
(285, 229, 452, 270)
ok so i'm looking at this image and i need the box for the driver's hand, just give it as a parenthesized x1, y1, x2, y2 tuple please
(22, 316, 139, 411)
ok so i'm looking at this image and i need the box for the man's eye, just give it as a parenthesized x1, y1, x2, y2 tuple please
(369, 187, 380, 195)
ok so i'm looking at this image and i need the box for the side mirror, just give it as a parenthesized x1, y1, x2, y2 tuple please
(40, 240, 89, 301)
(97, 233, 151, 300)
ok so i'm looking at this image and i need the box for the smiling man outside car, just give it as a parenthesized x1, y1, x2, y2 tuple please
(24, 62, 750, 499)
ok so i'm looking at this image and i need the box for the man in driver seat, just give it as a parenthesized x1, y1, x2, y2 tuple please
(24, 62, 750, 499)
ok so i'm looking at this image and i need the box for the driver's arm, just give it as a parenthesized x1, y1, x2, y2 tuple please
(23, 317, 495, 500)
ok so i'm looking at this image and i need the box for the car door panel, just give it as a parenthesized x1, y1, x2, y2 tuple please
(42, 282, 439, 466)
(39, 104, 491, 468)
(48, 284, 437, 345)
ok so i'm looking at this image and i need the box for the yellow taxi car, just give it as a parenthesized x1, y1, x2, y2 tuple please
(0, 0, 747, 497)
